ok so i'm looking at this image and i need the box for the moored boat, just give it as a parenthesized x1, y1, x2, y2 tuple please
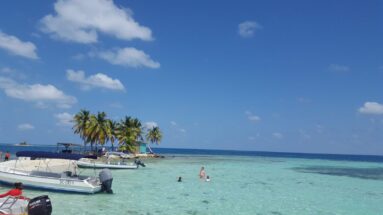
(76, 158, 145, 169)
(0, 151, 113, 194)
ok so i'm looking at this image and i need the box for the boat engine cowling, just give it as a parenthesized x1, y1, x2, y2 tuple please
(135, 159, 146, 167)
(99, 168, 113, 194)
(27, 195, 52, 215)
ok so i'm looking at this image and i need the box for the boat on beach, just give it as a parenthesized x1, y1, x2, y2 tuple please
(0, 151, 113, 194)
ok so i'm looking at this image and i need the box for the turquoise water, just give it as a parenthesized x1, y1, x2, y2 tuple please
(1, 154, 382, 214)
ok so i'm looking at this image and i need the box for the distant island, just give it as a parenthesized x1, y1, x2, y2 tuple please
(15, 141, 31, 146)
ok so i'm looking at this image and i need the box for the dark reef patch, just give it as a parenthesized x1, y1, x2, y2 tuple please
(292, 166, 383, 180)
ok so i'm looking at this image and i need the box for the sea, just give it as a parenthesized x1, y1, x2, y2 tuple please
(0, 144, 382, 215)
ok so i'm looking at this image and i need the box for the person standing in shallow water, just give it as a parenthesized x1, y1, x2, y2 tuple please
(199, 167, 206, 179)
(4, 152, 10, 161)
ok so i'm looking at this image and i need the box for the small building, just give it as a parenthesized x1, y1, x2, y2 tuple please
(137, 142, 148, 154)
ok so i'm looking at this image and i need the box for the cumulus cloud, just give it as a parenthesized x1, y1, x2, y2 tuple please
(0, 32, 38, 59)
(272, 132, 283, 139)
(18, 123, 35, 130)
(329, 64, 349, 73)
(94, 47, 160, 68)
(238, 21, 262, 38)
(66, 69, 125, 91)
(144, 121, 158, 130)
(358, 102, 383, 115)
(55, 112, 74, 126)
(0, 77, 76, 108)
(245, 111, 261, 123)
(40, 0, 152, 43)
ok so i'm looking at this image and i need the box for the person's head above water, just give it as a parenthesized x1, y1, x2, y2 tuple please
(178, 176, 182, 182)
(14, 182, 23, 190)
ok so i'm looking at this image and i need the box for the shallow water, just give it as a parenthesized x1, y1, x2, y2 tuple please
(0, 155, 382, 215)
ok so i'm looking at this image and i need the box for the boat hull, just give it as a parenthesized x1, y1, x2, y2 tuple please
(0, 171, 101, 194)
(76, 160, 138, 169)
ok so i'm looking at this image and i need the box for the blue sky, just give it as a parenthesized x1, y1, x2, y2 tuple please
(0, 0, 382, 155)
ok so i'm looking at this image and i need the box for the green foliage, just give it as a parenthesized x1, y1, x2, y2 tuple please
(72, 110, 159, 153)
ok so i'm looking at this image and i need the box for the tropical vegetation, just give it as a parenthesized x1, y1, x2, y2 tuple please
(72, 109, 163, 153)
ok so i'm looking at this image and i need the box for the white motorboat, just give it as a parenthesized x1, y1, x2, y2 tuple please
(76, 158, 144, 169)
(0, 151, 114, 194)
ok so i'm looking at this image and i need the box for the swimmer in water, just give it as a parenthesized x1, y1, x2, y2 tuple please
(199, 167, 206, 179)
(178, 176, 182, 182)
(206, 176, 210, 182)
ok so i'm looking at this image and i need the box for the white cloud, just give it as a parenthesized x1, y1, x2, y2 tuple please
(55, 112, 74, 126)
(272, 132, 283, 139)
(329, 64, 349, 73)
(66, 69, 125, 91)
(179, 128, 186, 133)
(358, 102, 383, 115)
(18, 123, 35, 130)
(0, 32, 38, 59)
(0, 77, 76, 108)
(0, 67, 15, 74)
(144, 121, 158, 130)
(95, 47, 160, 68)
(169, 121, 186, 133)
(238, 21, 262, 38)
(245, 111, 261, 123)
(40, 0, 152, 43)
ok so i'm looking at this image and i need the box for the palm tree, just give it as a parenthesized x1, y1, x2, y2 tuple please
(107, 119, 118, 151)
(115, 117, 143, 153)
(145, 126, 162, 153)
(73, 109, 91, 147)
(87, 112, 109, 152)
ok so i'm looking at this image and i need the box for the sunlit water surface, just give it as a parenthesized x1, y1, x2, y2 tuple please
(0, 155, 382, 215)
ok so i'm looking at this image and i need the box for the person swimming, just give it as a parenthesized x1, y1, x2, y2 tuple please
(206, 176, 210, 182)
(178, 176, 182, 182)
(199, 167, 206, 179)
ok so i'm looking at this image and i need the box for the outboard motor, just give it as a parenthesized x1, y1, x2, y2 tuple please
(99, 168, 113, 194)
(27, 195, 52, 215)
(135, 159, 146, 167)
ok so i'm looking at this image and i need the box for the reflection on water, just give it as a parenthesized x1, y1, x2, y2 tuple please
(293, 166, 383, 180)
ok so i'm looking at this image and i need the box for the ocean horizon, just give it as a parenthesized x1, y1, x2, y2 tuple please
(1, 143, 383, 163)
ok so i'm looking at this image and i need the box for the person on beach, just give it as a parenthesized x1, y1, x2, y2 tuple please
(199, 167, 206, 179)
(0, 182, 27, 199)
(4, 152, 10, 161)
(178, 176, 182, 182)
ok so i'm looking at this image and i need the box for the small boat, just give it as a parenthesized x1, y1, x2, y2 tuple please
(76, 158, 145, 169)
(0, 151, 113, 194)
(104, 151, 135, 159)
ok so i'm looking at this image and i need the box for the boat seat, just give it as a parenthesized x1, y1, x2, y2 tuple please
(30, 171, 61, 178)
